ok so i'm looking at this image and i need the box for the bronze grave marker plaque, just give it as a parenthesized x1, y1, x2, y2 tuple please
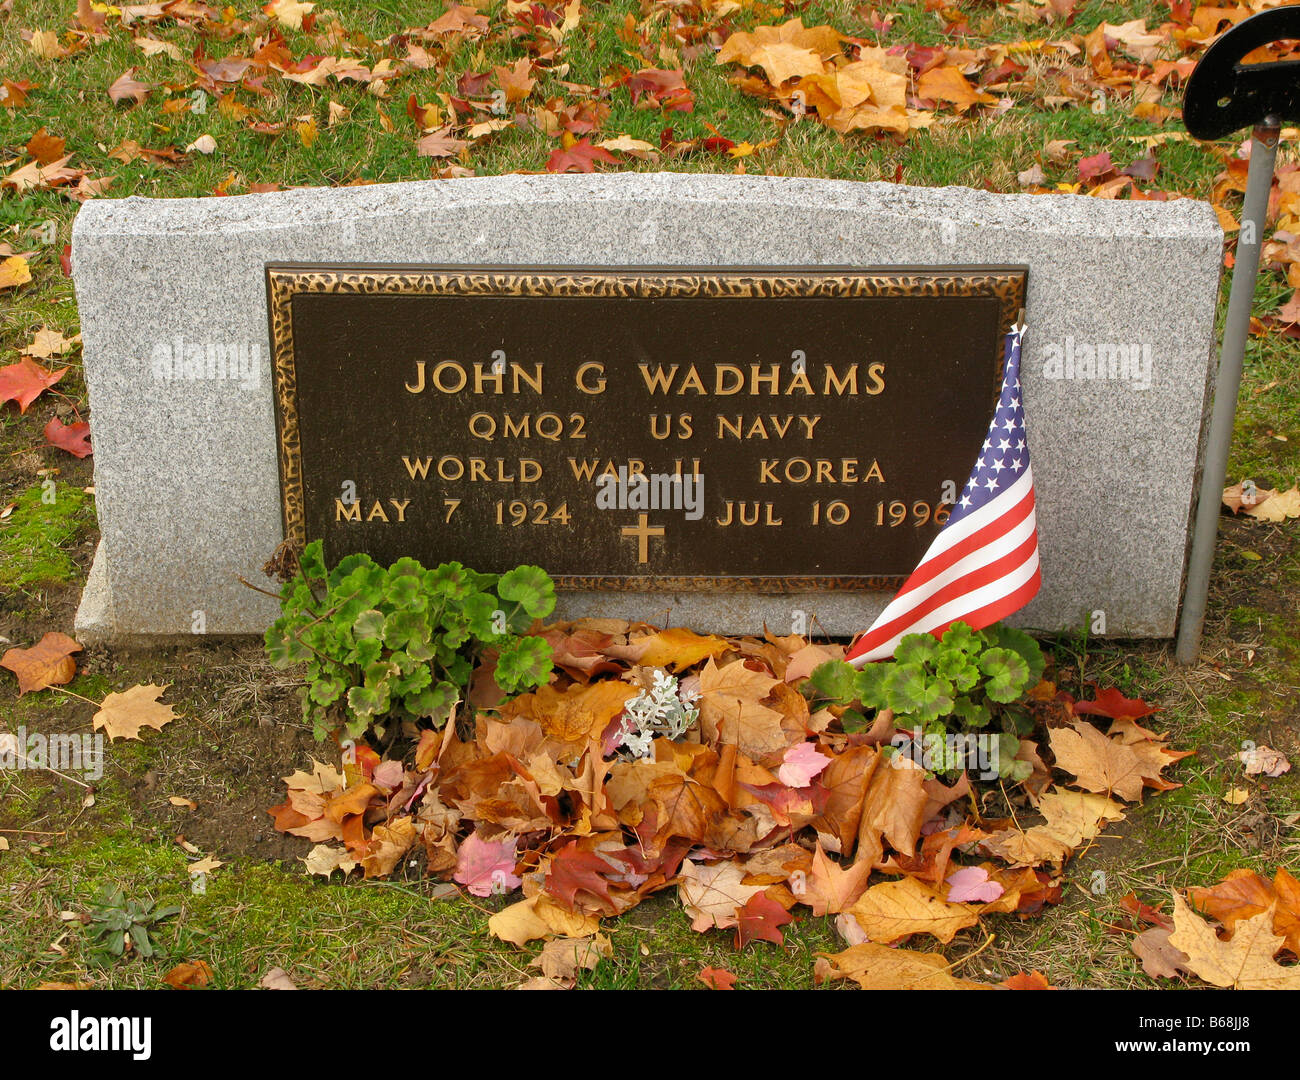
(267, 266, 1026, 592)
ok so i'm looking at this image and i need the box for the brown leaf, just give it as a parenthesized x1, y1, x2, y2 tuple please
(0, 632, 81, 694)
(91, 683, 178, 740)
(258, 967, 298, 989)
(162, 960, 212, 989)
(26, 127, 66, 165)
(698, 657, 787, 758)
(1168, 891, 1300, 989)
(1049, 720, 1150, 801)
(531, 933, 612, 983)
(678, 859, 765, 931)
(502, 680, 638, 746)
(417, 126, 467, 158)
(108, 68, 152, 106)
(1131, 926, 1191, 979)
(799, 839, 872, 915)
(361, 815, 416, 878)
(980, 787, 1125, 867)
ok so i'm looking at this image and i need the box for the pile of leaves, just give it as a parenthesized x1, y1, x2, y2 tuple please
(269, 618, 1203, 989)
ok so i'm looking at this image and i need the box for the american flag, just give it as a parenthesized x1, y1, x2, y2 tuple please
(845, 329, 1041, 666)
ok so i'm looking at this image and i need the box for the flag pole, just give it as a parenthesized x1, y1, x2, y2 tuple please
(1174, 4, 1300, 664)
(1175, 118, 1280, 665)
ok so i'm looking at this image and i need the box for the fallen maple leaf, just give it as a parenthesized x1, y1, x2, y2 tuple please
(1168, 891, 1300, 989)
(418, 127, 467, 158)
(302, 843, 358, 877)
(108, 68, 152, 106)
(1049, 719, 1174, 801)
(0, 632, 82, 694)
(679, 858, 764, 931)
(0, 255, 33, 291)
(454, 833, 522, 897)
(945, 866, 1005, 903)
(546, 138, 618, 174)
(45, 417, 92, 458)
(92, 683, 178, 740)
(798, 840, 872, 915)
(361, 816, 417, 878)
(24, 328, 79, 359)
(848, 875, 982, 945)
(494, 57, 536, 103)
(26, 127, 66, 165)
(815, 942, 987, 989)
(187, 854, 222, 876)
(265, 0, 314, 29)
(778, 741, 830, 788)
(735, 891, 793, 947)
(1132, 925, 1192, 978)
(607, 626, 728, 671)
(489, 893, 600, 946)
(259, 967, 298, 989)
(0, 358, 67, 412)
(697, 657, 786, 758)
(1189, 867, 1300, 956)
(698, 965, 737, 989)
(544, 843, 619, 914)
(916, 65, 997, 112)
(162, 960, 212, 989)
(531, 933, 611, 984)
(980, 787, 1126, 867)
(1237, 743, 1290, 777)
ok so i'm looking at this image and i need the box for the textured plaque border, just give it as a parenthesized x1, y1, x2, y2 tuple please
(266, 265, 1027, 592)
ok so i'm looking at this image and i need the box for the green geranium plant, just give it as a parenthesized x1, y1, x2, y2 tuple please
(802, 621, 1046, 782)
(265, 540, 555, 741)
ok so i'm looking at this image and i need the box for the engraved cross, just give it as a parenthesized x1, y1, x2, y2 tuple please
(621, 513, 665, 564)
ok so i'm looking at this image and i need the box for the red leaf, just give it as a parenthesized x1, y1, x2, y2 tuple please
(626, 68, 694, 112)
(734, 891, 792, 948)
(44, 417, 92, 458)
(1077, 151, 1114, 182)
(543, 843, 618, 913)
(0, 358, 67, 413)
(1072, 685, 1157, 723)
(546, 138, 618, 174)
(697, 966, 738, 989)
(60, 243, 72, 277)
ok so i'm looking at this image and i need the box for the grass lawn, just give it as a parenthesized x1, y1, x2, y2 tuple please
(1, 0, 1298, 990)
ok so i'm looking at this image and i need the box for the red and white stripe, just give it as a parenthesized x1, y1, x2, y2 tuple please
(845, 468, 1041, 666)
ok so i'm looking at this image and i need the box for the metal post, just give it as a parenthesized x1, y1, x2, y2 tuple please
(1175, 118, 1281, 665)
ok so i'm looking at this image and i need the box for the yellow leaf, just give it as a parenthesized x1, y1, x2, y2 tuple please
(0, 256, 32, 290)
(815, 943, 988, 989)
(848, 875, 982, 944)
(92, 683, 178, 741)
(1168, 892, 1300, 990)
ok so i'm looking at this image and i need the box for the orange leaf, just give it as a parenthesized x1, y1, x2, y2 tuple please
(0, 632, 82, 694)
